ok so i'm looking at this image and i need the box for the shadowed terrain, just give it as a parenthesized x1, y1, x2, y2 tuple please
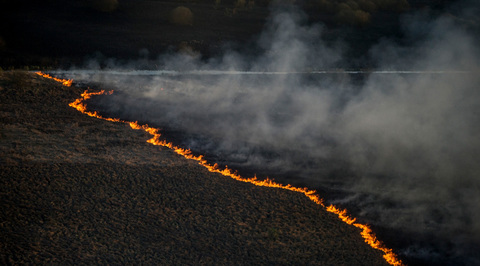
(0, 0, 444, 69)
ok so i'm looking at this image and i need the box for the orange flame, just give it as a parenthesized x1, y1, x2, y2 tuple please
(35, 71, 73, 87)
(38, 72, 404, 266)
(325, 205, 402, 265)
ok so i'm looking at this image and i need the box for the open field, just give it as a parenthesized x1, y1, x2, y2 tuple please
(0, 71, 390, 264)
(1, 1, 478, 264)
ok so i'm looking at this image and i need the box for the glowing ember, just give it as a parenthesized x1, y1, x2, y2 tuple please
(39, 72, 403, 266)
(35, 71, 73, 87)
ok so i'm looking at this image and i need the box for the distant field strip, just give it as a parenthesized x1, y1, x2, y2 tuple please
(46, 69, 473, 76)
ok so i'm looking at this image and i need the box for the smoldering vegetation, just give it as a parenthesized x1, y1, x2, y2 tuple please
(60, 1, 480, 265)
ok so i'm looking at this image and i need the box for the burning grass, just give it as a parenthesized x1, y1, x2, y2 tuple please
(64, 72, 403, 265)
(0, 71, 394, 265)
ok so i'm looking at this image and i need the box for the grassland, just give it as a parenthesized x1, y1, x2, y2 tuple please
(0, 71, 391, 264)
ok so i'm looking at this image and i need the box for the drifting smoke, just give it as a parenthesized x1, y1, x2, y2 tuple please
(64, 2, 480, 265)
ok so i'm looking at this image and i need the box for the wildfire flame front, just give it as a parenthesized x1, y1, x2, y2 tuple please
(37, 72, 404, 266)
(35, 72, 73, 87)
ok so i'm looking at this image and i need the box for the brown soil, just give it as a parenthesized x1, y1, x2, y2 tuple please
(0, 71, 389, 265)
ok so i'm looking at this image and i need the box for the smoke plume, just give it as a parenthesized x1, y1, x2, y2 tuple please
(65, 2, 480, 264)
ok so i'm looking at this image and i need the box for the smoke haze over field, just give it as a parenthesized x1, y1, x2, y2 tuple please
(62, 2, 480, 265)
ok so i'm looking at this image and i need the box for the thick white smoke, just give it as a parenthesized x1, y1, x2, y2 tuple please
(63, 2, 480, 264)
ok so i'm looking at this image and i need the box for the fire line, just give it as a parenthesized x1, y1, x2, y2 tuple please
(36, 71, 404, 266)
(35, 71, 73, 87)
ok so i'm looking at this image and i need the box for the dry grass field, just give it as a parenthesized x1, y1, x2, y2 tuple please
(0, 71, 390, 264)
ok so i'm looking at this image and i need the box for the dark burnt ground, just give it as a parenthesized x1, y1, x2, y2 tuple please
(0, 71, 390, 264)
